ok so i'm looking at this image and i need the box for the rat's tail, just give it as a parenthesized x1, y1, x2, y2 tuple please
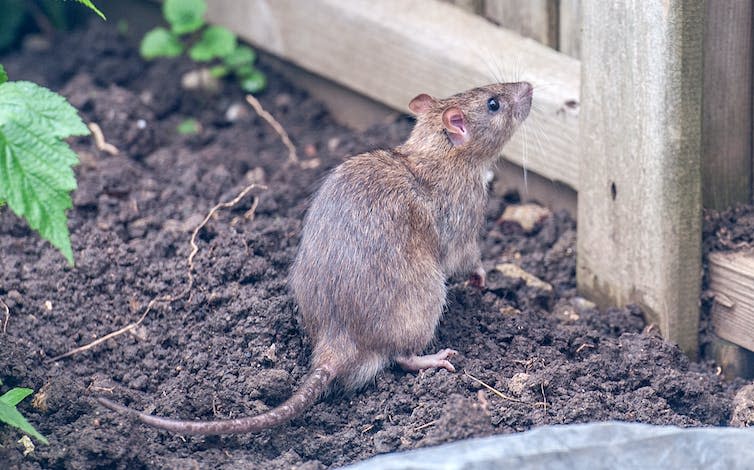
(97, 365, 335, 435)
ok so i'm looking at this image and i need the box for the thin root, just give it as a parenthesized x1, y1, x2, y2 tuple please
(540, 383, 548, 413)
(187, 183, 268, 301)
(245, 94, 299, 163)
(1, 298, 9, 334)
(464, 371, 525, 404)
(88, 122, 120, 155)
(48, 295, 168, 362)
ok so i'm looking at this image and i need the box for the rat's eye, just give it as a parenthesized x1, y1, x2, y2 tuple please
(487, 97, 500, 112)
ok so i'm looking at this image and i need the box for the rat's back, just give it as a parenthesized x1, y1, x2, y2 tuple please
(288, 149, 445, 389)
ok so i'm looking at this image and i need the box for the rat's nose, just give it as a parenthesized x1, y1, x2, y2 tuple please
(513, 82, 532, 121)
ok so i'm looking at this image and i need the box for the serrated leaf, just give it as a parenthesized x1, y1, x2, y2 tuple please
(74, 0, 106, 20)
(140, 27, 183, 60)
(189, 26, 236, 62)
(0, 400, 48, 444)
(0, 388, 33, 407)
(164, 0, 206, 35)
(0, 81, 89, 265)
(240, 70, 267, 93)
(0, 65, 7, 85)
(0, 82, 89, 139)
(223, 45, 255, 68)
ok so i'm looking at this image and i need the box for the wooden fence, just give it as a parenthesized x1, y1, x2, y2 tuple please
(207, 0, 754, 373)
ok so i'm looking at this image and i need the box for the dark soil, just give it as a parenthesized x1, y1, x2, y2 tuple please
(0, 21, 745, 469)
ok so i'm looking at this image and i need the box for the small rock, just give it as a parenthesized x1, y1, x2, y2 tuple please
(494, 263, 553, 294)
(571, 296, 597, 313)
(327, 137, 341, 152)
(730, 383, 754, 427)
(498, 203, 552, 233)
(263, 343, 278, 363)
(181, 68, 220, 93)
(225, 102, 249, 122)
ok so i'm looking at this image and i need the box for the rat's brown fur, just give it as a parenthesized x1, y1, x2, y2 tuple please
(98, 82, 533, 435)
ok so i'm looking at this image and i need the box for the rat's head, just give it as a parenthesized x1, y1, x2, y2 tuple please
(408, 82, 532, 160)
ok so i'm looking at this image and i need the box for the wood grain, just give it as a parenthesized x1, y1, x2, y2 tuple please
(558, 0, 581, 59)
(702, 1, 752, 209)
(206, 0, 581, 190)
(577, 1, 705, 357)
(483, 0, 558, 48)
(709, 251, 754, 353)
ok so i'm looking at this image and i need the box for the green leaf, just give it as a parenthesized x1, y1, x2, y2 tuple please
(176, 118, 200, 135)
(74, 0, 106, 20)
(0, 388, 33, 407)
(164, 0, 206, 35)
(0, 81, 90, 265)
(189, 26, 236, 62)
(0, 399, 48, 444)
(235, 64, 255, 78)
(240, 70, 267, 94)
(209, 65, 229, 78)
(140, 27, 183, 60)
(0, 388, 47, 444)
(0, 65, 7, 85)
(223, 45, 256, 68)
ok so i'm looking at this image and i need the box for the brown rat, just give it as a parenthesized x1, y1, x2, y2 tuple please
(98, 81, 533, 435)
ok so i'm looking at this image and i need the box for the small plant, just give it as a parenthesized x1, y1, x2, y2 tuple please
(0, 383, 48, 445)
(176, 118, 201, 135)
(0, 64, 90, 265)
(140, 0, 266, 93)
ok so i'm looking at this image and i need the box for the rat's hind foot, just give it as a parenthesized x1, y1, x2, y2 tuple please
(396, 349, 458, 373)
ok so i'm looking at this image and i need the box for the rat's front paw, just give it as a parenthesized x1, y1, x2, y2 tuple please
(467, 266, 486, 289)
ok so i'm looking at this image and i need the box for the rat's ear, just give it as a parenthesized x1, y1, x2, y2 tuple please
(408, 93, 436, 115)
(442, 107, 468, 146)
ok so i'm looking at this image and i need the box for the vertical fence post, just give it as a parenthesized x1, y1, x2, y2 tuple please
(578, 1, 705, 357)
